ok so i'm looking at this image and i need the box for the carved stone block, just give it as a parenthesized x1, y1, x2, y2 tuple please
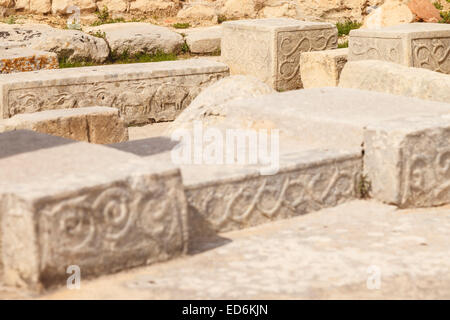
(349, 23, 450, 74)
(0, 131, 188, 290)
(221, 18, 338, 91)
(364, 114, 450, 208)
(0, 59, 229, 125)
(0, 107, 129, 144)
(300, 48, 348, 88)
(0, 48, 58, 74)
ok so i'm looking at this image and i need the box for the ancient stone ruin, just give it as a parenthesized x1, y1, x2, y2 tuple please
(0, 2, 450, 299)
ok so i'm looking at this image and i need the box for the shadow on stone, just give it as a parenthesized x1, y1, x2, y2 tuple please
(0, 130, 75, 160)
(109, 136, 177, 157)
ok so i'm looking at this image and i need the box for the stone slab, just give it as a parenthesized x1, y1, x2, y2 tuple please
(184, 26, 222, 54)
(0, 107, 129, 144)
(0, 48, 58, 74)
(300, 48, 348, 88)
(221, 18, 338, 91)
(364, 114, 450, 208)
(38, 201, 450, 300)
(349, 23, 450, 74)
(0, 59, 229, 124)
(0, 130, 188, 291)
(339, 60, 450, 104)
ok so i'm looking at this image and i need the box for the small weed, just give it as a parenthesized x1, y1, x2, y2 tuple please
(91, 6, 125, 26)
(173, 22, 190, 29)
(59, 57, 97, 69)
(434, 1, 443, 10)
(440, 10, 450, 23)
(358, 174, 372, 199)
(338, 40, 349, 48)
(217, 15, 227, 24)
(2, 15, 17, 24)
(89, 31, 107, 39)
(336, 20, 362, 36)
(111, 50, 178, 64)
(181, 42, 190, 54)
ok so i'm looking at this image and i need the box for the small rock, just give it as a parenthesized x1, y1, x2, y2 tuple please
(408, 0, 442, 23)
(86, 22, 184, 56)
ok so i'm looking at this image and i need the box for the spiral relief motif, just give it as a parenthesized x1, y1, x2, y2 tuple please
(412, 38, 450, 74)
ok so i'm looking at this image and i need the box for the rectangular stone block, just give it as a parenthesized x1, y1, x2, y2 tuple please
(364, 115, 450, 208)
(300, 48, 348, 88)
(349, 23, 450, 74)
(0, 107, 129, 144)
(339, 60, 450, 104)
(0, 59, 229, 125)
(0, 48, 58, 74)
(221, 18, 337, 91)
(0, 131, 188, 290)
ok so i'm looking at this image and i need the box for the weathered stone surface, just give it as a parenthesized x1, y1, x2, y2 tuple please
(0, 130, 188, 291)
(349, 23, 450, 74)
(0, 107, 129, 144)
(362, 0, 414, 29)
(221, 18, 338, 91)
(339, 60, 450, 103)
(29, 0, 51, 13)
(169, 75, 275, 132)
(408, 0, 442, 23)
(171, 87, 450, 152)
(364, 114, 450, 208)
(300, 48, 348, 88)
(0, 48, 58, 74)
(184, 26, 222, 54)
(39, 201, 450, 300)
(51, 0, 97, 15)
(129, 0, 180, 16)
(0, 59, 229, 125)
(86, 23, 184, 56)
(0, 24, 109, 63)
(177, 1, 217, 20)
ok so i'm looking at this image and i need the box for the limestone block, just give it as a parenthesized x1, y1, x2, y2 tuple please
(51, 0, 97, 15)
(86, 22, 184, 56)
(349, 23, 450, 74)
(130, 0, 179, 16)
(177, 2, 217, 20)
(339, 60, 450, 103)
(0, 24, 109, 63)
(408, 0, 442, 23)
(300, 48, 348, 88)
(0, 107, 129, 144)
(0, 59, 229, 125)
(0, 48, 58, 74)
(221, 18, 338, 91)
(29, 0, 51, 13)
(96, 0, 127, 13)
(184, 26, 222, 54)
(364, 114, 450, 208)
(0, 130, 188, 290)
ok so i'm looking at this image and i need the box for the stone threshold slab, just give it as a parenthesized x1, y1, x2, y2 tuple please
(0, 59, 229, 124)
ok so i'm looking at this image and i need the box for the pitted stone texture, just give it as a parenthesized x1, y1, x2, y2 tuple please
(364, 114, 450, 208)
(339, 60, 450, 103)
(221, 18, 338, 91)
(184, 26, 222, 54)
(168, 75, 275, 133)
(362, 0, 414, 29)
(39, 201, 450, 300)
(0, 24, 109, 63)
(0, 130, 188, 291)
(349, 23, 450, 74)
(86, 23, 184, 56)
(0, 48, 58, 74)
(300, 48, 348, 88)
(0, 107, 129, 144)
(51, 0, 97, 14)
(0, 59, 229, 125)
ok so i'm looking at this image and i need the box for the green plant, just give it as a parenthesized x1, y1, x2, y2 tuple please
(4, 15, 17, 24)
(91, 6, 125, 26)
(336, 20, 362, 36)
(338, 40, 349, 48)
(358, 174, 372, 199)
(59, 57, 97, 69)
(434, 1, 443, 10)
(172, 22, 190, 29)
(440, 10, 450, 23)
(181, 42, 190, 54)
(89, 31, 106, 39)
(111, 50, 178, 64)
(217, 15, 227, 24)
